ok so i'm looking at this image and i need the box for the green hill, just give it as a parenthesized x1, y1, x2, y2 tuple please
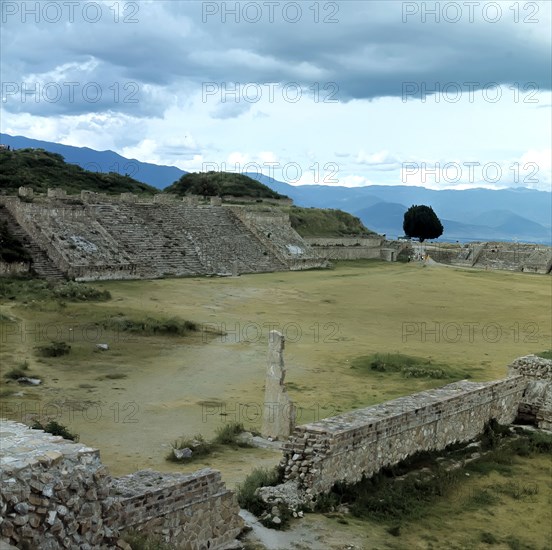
(165, 171, 288, 200)
(286, 206, 378, 237)
(0, 148, 158, 196)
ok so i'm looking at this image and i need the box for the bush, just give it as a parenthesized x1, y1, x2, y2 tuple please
(4, 361, 29, 380)
(351, 352, 466, 380)
(167, 435, 213, 463)
(167, 423, 250, 463)
(480, 419, 510, 451)
(213, 422, 248, 446)
(32, 420, 79, 441)
(101, 315, 198, 337)
(36, 340, 71, 357)
(480, 531, 498, 544)
(237, 467, 281, 516)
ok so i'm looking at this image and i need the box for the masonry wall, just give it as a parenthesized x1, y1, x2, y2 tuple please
(279, 377, 527, 495)
(228, 206, 327, 270)
(423, 241, 552, 273)
(304, 237, 383, 260)
(508, 355, 552, 429)
(109, 469, 243, 549)
(0, 420, 243, 549)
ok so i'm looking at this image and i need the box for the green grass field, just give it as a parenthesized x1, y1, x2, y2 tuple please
(0, 260, 550, 548)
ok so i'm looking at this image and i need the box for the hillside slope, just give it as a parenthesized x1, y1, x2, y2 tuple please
(0, 148, 158, 196)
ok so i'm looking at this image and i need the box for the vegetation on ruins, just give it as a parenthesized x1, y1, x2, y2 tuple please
(165, 171, 288, 199)
(286, 206, 377, 237)
(0, 221, 31, 263)
(0, 148, 158, 195)
(31, 419, 79, 441)
(403, 204, 444, 242)
(167, 422, 252, 463)
(237, 466, 286, 525)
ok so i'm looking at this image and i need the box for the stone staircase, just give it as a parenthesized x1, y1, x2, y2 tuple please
(0, 199, 323, 281)
(0, 205, 66, 279)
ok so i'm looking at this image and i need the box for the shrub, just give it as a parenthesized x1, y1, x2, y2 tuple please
(350, 352, 465, 380)
(481, 419, 510, 451)
(480, 531, 498, 544)
(101, 315, 198, 337)
(36, 340, 71, 357)
(387, 524, 402, 537)
(213, 422, 248, 446)
(4, 361, 29, 380)
(167, 434, 213, 463)
(237, 467, 281, 516)
(32, 420, 78, 441)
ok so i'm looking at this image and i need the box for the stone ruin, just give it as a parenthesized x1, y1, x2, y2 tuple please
(1, 341, 551, 548)
(0, 192, 327, 282)
(0, 421, 243, 549)
(258, 354, 552, 511)
(261, 331, 296, 440)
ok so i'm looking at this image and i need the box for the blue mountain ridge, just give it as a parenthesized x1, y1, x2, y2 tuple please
(1, 133, 550, 244)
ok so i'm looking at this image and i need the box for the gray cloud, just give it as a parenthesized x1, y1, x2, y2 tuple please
(1, 1, 550, 118)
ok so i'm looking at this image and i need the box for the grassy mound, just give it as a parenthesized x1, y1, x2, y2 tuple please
(286, 206, 377, 237)
(165, 171, 287, 200)
(0, 148, 157, 195)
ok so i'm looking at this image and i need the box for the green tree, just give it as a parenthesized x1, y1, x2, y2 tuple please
(403, 205, 444, 242)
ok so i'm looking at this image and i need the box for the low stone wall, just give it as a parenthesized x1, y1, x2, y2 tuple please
(508, 355, 552, 429)
(0, 420, 243, 549)
(421, 241, 552, 274)
(109, 469, 243, 549)
(277, 377, 527, 497)
(304, 237, 383, 260)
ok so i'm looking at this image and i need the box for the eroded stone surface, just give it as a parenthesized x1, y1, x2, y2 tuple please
(261, 331, 296, 440)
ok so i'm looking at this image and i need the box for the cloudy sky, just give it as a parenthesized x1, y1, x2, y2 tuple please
(1, 0, 551, 190)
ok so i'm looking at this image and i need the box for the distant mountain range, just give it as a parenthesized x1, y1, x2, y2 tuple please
(1, 133, 550, 244)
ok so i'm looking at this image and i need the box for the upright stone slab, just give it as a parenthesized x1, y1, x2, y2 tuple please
(262, 331, 296, 440)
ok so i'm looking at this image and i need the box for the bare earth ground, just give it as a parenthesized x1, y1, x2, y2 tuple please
(1, 260, 550, 549)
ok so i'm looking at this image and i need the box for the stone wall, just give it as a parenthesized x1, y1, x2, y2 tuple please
(304, 237, 383, 260)
(508, 355, 552, 429)
(276, 377, 527, 497)
(0, 420, 243, 549)
(227, 206, 327, 270)
(109, 469, 243, 549)
(423, 241, 552, 273)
